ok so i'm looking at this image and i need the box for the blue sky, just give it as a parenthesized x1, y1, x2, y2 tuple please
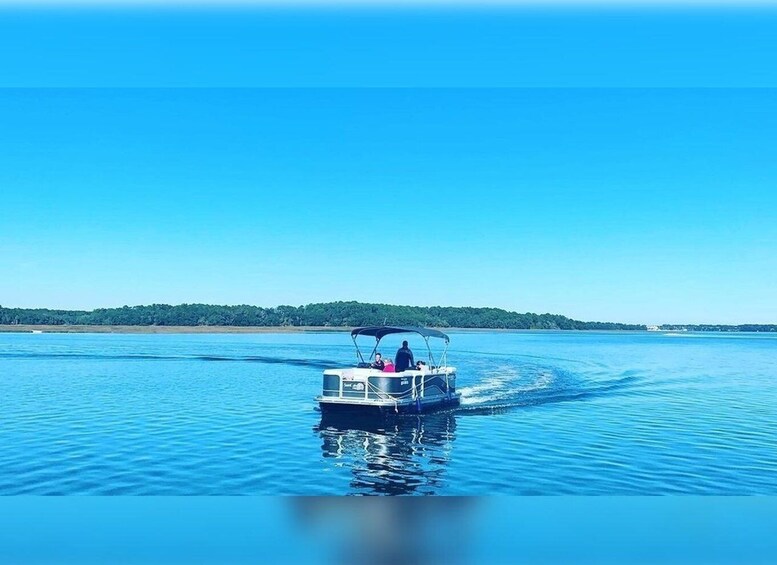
(2, 88, 775, 324)
(2, 7, 777, 87)
(1, 8, 776, 324)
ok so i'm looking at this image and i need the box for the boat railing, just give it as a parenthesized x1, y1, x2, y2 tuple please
(363, 375, 429, 414)
(324, 367, 456, 413)
(365, 380, 401, 413)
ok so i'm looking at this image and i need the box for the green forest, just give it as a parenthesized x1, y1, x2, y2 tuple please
(1, 302, 774, 331)
(0, 301, 646, 330)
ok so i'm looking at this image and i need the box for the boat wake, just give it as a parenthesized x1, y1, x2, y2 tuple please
(3, 349, 640, 413)
(196, 355, 337, 369)
(456, 360, 639, 415)
(0, 351, 338, 370)
(458, 365, 553, 406)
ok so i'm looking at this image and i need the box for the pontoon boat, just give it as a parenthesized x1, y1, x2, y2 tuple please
(317, 326, 460, 415)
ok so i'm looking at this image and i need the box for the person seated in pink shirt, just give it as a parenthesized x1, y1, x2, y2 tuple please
(382, 360, 396, 373)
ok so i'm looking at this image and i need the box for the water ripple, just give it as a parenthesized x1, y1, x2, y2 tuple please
(1, 331, 776, 494)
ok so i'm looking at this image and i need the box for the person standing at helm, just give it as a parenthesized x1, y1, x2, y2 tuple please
(394, 340, 415, 372)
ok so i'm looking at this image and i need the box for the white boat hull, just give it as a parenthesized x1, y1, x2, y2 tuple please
(317, 367, 459, 415)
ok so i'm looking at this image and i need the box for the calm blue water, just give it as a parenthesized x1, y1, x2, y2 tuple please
(1, 330, 775, 495)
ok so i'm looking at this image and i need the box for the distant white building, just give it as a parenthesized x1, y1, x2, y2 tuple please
(646, 325, 661, 331)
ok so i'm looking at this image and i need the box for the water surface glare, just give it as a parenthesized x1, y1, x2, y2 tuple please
(1, 331, 775, 494)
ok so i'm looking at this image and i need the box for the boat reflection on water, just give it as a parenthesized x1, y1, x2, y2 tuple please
(304, 412, 471, 564)
(316, 411, 458, 496)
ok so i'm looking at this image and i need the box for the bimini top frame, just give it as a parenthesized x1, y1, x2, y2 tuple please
(350, 326, 450, 368)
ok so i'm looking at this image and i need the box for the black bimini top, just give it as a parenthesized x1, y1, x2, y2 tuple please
(351, 326, 450, 343)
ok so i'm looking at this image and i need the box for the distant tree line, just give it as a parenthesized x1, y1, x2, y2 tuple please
(658, 324, 777, 332)
(0, 301, 648, 330)
(2, 302, 773, 331)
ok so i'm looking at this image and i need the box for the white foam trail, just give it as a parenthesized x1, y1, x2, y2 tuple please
(459, 375, 513, 406)
(460, 366, 554, 406)
(664, 333, 704, 338)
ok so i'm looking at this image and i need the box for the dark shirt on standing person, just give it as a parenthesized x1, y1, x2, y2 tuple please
(394, 346, 415, 372)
